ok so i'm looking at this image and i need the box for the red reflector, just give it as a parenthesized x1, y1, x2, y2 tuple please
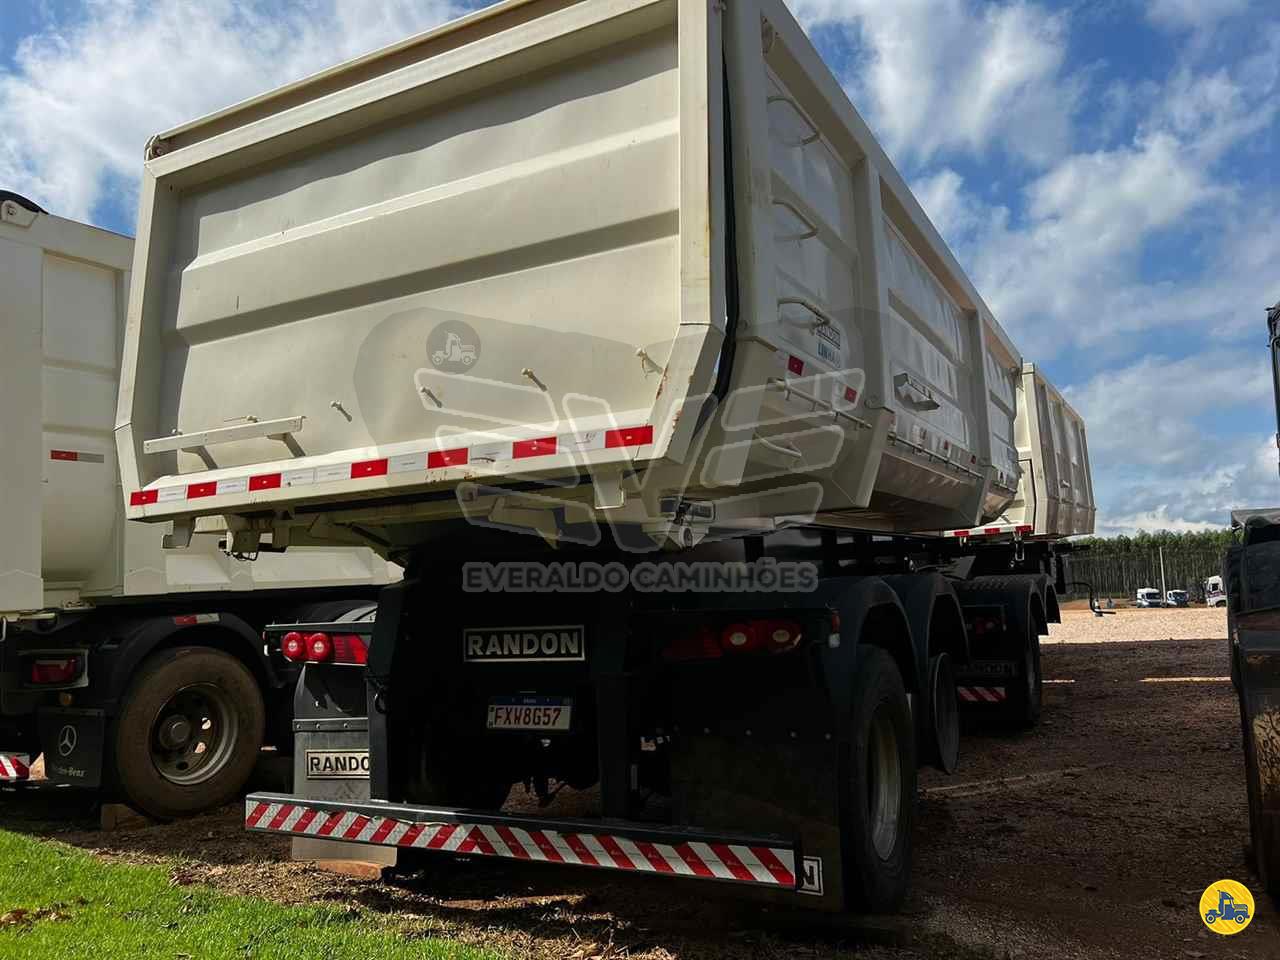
(331, 634, 369, 665)
(984, 527, 1002, 535)
(351, 458, 388, 478)
(50, 450, 79, 461)
(30, 656, 81, 685)
(306, 632, 333, 663)
(249, 473, 282, 491)
(787, 356, 804, 375)
(279, 631, 307, 662)
(843, 387, 858, 404)
(130, 490, 159, 506)
(604, 425, 654, 449)
(428, 447, 468, 469)
(512, 437, 557, 459)
(663, 626, 722, 663)
(188, 481, 217, 499)
(1016, 524, 1034, 534)
(952, 530, 970, 538)
(172, 615, 197, 626)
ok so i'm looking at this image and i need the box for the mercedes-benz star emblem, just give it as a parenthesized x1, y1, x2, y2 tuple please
(57, 724, 77, 757)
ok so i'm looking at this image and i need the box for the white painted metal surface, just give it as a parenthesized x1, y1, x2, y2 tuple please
(117, 0, 1092, 551)
(1007, 364, 1096, 538)
(0, 203, 396, 614)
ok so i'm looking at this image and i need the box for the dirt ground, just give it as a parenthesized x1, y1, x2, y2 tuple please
(2, 609, 1276, 959)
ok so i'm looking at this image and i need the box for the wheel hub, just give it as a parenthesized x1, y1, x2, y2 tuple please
(149, 682, 239, 786)
(157, 716, 192, 749)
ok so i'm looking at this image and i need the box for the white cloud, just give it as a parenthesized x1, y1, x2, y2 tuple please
(1065, 352, 1275, 533)
(788, 0, 1077, 167)
(0, 0, 467, 222)
(1147, 0, 1253, 31)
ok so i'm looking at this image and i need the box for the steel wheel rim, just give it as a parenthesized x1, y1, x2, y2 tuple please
(866, 704, 902, 860)
(150, 682, 239, 785)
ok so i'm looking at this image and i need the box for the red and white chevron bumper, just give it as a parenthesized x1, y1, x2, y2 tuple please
(957, 686, 1007, 703)
(245, 793, 799, 889)
(0, 754, 31, 781)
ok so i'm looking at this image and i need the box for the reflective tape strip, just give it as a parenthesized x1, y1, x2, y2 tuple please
(946, 524, 1034, 539)
(957, 686, 1007, 703)
(49, 450, 105, 463)
(0, 754, 31, 781)
(132, 425, 654, 507)
(244, 799, 796, 889)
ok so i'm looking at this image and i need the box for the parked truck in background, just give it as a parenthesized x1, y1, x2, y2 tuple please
(0, 193, 397, 818)
(1225, 300, 1280, 896)
(116, 0, 1094, 913)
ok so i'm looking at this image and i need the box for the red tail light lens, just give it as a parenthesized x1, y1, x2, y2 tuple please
(306, 632, 333, 662)
(664, 619, 806, 662)
(720, 622, 766, 653)
(280, 631, 307, 662)
(330, 634, 369, 665)
(29, 656, 82, 685)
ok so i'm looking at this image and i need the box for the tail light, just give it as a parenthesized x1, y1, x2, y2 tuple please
(664, 618, 804, 662)
(280, 631, 307, 662)
(330, 634, 368, 665)
(306, 632, 333, 662)
(29, 656, 82, 685)
(279, 631, 367, 665)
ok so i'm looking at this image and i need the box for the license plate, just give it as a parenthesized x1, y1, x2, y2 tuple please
(305, 749, 370, 779)
(487, 696, 572, 732)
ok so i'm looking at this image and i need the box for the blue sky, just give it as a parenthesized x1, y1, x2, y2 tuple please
(2, 0, 1276, 534)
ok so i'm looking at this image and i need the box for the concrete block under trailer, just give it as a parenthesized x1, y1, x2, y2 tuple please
(115, 0, 1085, 910)
(0, 195, 397, 817)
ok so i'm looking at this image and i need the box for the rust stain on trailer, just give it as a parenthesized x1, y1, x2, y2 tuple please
(1253, 708, 1280, 803)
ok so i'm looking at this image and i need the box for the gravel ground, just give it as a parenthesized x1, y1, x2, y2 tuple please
(1046, 607, 1227, 644)
(1, 613, 1274, 959)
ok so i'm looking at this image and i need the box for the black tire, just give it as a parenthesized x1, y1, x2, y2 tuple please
(112, 646, 264, 819)
(925, 653, 960, 774)
(843, 646, 915, 913)
(1003, 608, 1042, 730)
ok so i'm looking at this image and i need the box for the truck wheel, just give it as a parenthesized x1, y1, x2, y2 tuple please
(844, 646, 915, 913)
(1003, 615, 1043, 730)
(112, 646, 264, 819)
(925, 653, 960, 774)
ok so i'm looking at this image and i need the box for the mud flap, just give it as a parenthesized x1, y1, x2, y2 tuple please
(1238, 628, 1280, 894)
(37, 707, 104, 788)
(671, 736, 842, 910)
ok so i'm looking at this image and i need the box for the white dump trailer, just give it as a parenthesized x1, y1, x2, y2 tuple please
(0, 194, 396, 817)
(118, 0, 1092, 912)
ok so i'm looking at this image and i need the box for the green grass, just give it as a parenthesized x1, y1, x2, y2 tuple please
(0, 829, 494, 960)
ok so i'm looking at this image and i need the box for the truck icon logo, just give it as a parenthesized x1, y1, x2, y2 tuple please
(57, 724, 78, 757)
(428, 320, 481, 373)
(1200, 879, 1254, 934)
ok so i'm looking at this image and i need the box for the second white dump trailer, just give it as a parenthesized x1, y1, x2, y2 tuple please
(117, 0, 1092, 912)
(0, 195, 397, 818)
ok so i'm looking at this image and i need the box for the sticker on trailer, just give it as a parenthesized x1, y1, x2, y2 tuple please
(305, 749, 370, 780)
(799, 856, 824, 896)
(487, 696, 572, 732)
(464, 626, 586, 663)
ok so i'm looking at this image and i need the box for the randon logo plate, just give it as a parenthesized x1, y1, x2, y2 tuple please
(464, 625, 586, 663)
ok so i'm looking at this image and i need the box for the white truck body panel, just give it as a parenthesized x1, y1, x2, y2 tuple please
(117, 0, 1088, 548)
(1007, 364, 1096, 538)
(0, 202, 396, 614)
